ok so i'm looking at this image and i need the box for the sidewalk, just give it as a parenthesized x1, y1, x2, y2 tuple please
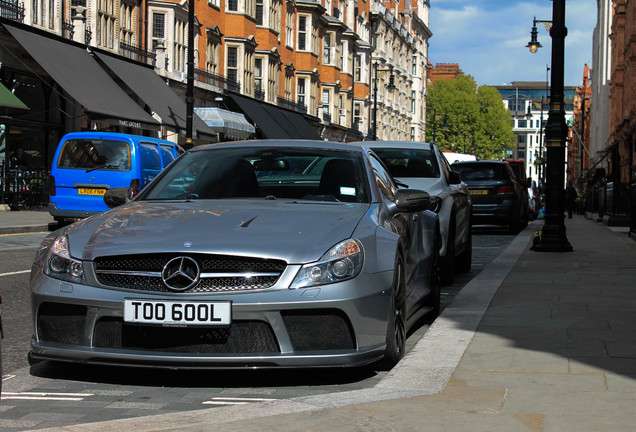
(8, 214, 636, 432)
(0, 208, 57, 235)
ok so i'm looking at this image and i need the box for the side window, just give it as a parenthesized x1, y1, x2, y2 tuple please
(140, 143, 162, 185)
(369, 154, 397, 201)
(158, 145, 177, 168)
(438, 149, 452, 182)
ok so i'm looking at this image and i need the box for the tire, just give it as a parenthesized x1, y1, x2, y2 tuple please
(456, 228, 472, 273)
(441, 223, 456, 285)
(381, 253, 407, 369)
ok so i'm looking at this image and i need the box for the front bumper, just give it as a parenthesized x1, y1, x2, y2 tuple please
(30, 270, 392, 369)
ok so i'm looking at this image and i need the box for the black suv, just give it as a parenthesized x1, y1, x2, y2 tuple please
(452, 160, 528, 233)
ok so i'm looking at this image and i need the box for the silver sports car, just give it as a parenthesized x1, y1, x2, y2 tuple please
(30, 140, 440, 369)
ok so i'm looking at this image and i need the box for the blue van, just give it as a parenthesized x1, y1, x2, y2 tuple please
(49, 132, 182, 222)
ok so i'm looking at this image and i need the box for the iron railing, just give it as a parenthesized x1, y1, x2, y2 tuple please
(0, 162, 50, 210)
(194, 68, 240, 92)
(0, 0, 25, 22)
(277, 97, 307, 114)
(120, 41, 156, 66)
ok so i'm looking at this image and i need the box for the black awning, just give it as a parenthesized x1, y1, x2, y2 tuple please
(95, 52, 215, 138)
(4, 23, 159, 130)
(229, 93, 291, 139)
(279, 109, 321, 140)
(229, 93, 319, 139)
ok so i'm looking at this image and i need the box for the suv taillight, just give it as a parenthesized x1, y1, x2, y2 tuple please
(49, 175, 56, 196)
(496, 185, 515, 195)
(130, 178, 140, 197)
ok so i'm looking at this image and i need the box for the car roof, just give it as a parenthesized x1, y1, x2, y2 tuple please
(351, 140, 434, 151)
(452, 160, 509, 165)
(191, 139, 370, 154)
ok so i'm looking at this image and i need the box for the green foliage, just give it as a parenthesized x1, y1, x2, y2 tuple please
(426, 75, 515, 160)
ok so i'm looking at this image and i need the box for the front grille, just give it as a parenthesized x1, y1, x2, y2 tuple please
(94, 253, 286, 293)
(93, 318, 280, 353)
(37, 302, 87, 345)
(282, 309, 356, 351)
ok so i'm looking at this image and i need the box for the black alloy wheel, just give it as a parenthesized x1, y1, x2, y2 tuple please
(382, 253, 407, 369)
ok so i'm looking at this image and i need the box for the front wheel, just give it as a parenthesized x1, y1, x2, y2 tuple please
(381, 253, 407, 369)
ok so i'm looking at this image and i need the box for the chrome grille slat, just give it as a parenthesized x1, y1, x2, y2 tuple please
(93, 253, 286, 293)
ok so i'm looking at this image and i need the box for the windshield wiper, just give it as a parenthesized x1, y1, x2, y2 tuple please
(86, 163, 119, 173)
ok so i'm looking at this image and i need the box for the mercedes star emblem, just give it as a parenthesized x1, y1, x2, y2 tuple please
(161, 256, 200, 291)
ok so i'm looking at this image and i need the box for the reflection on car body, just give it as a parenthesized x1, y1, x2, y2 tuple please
(30, 140, 441, 369)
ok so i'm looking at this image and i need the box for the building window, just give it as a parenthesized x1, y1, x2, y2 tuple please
(298, 15, 308, 51)
(151, 12, 165, 50)
(227, 0, 238, 12)
(354, 102, 362, 129)
(322, 88, 331, 121)
(174, 18, 187, 72)
(206, 35, 220, 75)
(97, 0, 116, 49)
(227, 46, 239, 83)
(355, 54, 362, 81)
(411, 91, 416, 114)
(255, 57, 264, 97)
(243, 48, 254, 94)
(285, 6, 294, 48)
(412, 57, 417, 75)
(120, 1, 135, 45)
(297, 77, 307, 108)
(323, 32, 334, 65)
(256, 0, 264, 25)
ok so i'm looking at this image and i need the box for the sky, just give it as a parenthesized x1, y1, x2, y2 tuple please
(427, 0, 598, 87)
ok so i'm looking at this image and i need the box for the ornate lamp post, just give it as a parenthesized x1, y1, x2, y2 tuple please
(527, 1, 572, 252)
(185, 0, 195, 147)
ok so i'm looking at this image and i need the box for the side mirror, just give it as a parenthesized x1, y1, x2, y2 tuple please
(103, 187, 132, 209)
(395, 188, 431, 212)
(449, 170, 462, 185)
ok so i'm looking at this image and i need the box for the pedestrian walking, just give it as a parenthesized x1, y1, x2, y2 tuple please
(566, 181, 577, 218)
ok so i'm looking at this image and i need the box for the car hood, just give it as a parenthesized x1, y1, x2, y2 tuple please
(64, 200, 369, 264)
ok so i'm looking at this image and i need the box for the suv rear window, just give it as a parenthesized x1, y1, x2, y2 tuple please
(57, 139, 131, 171)
(453, 164, 506, 181)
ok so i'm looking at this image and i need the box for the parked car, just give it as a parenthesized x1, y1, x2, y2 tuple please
(504, 159, 533, 220)
(30, 140, 442, 369)
(451, 160, 528, 233)
(48, 132, 183, 223)
(1, 294, 3, 399)
(367, 141, 472, 284)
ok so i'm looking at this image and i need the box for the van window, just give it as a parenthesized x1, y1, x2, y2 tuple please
(140, 143, 162, 185)
(158, 145, 177, 167)
(57, 139, 131, 171)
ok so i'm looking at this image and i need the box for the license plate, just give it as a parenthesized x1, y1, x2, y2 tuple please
(124, 299, 231, 326)
(78, 188, 106, 196)
(470, 189, 488, 196)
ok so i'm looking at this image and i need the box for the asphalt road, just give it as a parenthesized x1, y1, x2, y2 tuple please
(0, 228, 516, 430)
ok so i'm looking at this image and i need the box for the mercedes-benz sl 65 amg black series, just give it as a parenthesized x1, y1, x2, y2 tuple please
(30, 140, 441, 369)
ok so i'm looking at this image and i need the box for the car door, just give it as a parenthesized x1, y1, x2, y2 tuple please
(438, 149, 471, 244)
(368, 154, 429, 310)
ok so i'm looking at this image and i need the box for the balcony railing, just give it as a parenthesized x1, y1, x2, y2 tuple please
(0, 0, 25, 22)
(254, 88, 265, 101)
(194, 68, 240, 93)
(277, 97, 307, 114)
(62, 20, 74, 40)
(120, 41, 156, 66)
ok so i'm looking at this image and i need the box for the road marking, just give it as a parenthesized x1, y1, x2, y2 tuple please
(0, 269, 30, 277)
(2, 391, 94, 401)
(202, 397, 278, 405)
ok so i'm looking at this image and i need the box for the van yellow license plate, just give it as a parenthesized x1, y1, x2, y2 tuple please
(470, 189, 488, 196)
(78, 188, 106, 196)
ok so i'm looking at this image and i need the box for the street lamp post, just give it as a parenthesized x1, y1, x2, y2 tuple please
(371, 62, 395, 140)
(185, 0, 195, 147)
(527, 0, 572, 252)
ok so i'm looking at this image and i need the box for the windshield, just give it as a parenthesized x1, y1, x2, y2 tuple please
(57, 139, 131, 171)
(143, 147, 370, 203)
(371, 148, 440, 178)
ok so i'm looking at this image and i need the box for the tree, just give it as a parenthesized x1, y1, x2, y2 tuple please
(426, 75, 515, 160)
